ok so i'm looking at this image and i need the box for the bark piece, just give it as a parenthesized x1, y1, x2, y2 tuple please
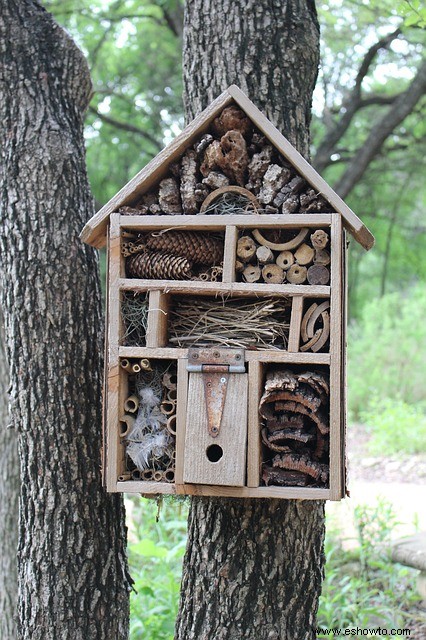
(307, 265, 330, 285)
(194, 183, 210, 205)
(310, 229, 329, 249)
(294, 243, 315, 266)
(180, 150, 198, 213)
(159, 177, 182, 214)
(118, 205, 147, 216)
(286, 264, 307, 284)
(237, 235, 257, 261)
(212, 105, 252, 138)
(272, 453, 329, 484)
(245, 145, 273, 193)
(202, 171, 230, 189)
(281, 195, 300, 213)
(262, 428, 315, 451)
(276, 251, 294, 270)
(242, 265, 261, 283)
(256, 245, 274, 264)
(262, 263, 284, 284)
(216, 130, 249, 186)
(258, 164, 292, 204)
(200, 140, 221, 177)
(194, 133, 213, 156)
(262, 466, 310, 487)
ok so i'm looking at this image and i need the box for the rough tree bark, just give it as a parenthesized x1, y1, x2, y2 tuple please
(0, 309, 19, 640)
(0, 3, 130, 638)
(176, 2, 325, 639)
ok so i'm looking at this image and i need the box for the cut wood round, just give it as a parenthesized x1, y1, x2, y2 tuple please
(235, 259, 245, 273)
(294, 243, 315, 266)
(313, 249, 330, 266)
(242, 265, 261, 283)
(262, 263, 285, 284)
(256, 245, 274, 264)
(286, 264, 307, 284)
(310, 229, 328, 249)
(276, 250, 294, 270)
(237, 235, 257, 261)
(200, 185, 260, 212)
(252, 227, 309, 251)
(307, 264, 330, 285)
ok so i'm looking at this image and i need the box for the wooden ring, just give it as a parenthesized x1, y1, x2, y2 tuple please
(252, 228, 309, 251)
(200, 186, 260, 213)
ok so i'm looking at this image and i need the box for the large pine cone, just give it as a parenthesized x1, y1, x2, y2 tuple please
(127, 250, 193, 280)
(143, 231, 223, 266)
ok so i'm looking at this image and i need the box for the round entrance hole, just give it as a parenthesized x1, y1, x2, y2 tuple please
(206, 444, 223, 463)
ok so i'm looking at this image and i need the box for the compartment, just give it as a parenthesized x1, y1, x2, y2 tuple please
(256, 363, 330, 489)
(167, 294, 291, 350)
(121, 228, 225, 282)
(236, 227, 331, 285)
(120, 292, 149, 346)
(299, 298, 330, 353)
(118, 358, 177, 483)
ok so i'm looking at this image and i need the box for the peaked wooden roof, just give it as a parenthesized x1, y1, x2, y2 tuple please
(81, 85, 374, 250)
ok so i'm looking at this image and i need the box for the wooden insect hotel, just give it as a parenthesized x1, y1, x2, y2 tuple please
(81, 85, 374, 500)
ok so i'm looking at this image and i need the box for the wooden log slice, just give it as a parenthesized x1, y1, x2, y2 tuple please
(307, 264, 330, 285)
(256, 245, 274, 264)
(294, 243, 315, 266)
(286, 264, 307, 284)
(313, 249, 331, 266)
(262, 263, 285, 284)
(276, 250, 294, 270)
(310, 229, 328, 249)
(242, 265, 261, 283)
(237, 235, 257, 261)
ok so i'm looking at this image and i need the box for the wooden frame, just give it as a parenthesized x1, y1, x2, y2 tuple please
(104, 212, 345, 500)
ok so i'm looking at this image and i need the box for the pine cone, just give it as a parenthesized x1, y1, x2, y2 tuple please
(127, 250, 193, 280)
(143, 231, 223, 266)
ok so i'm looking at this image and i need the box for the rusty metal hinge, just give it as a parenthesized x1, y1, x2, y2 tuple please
(187, 347, 245, 438)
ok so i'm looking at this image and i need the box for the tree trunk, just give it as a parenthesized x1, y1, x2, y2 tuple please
(176, 2, 325, 639)
(0, 3, 130, 638)
(0, 308, 19, 640)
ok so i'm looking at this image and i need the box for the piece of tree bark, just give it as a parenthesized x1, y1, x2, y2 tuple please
(258, 164, 292, 204)
(0, 4, 130, 638)
(159, 176, 182, 213)
(180, 149, 198, 213)
(310, 230, 329, 249)
(245, 145, 274, 193)
(0, 308, 19, 640)
(216, 130, 249, 186)
(178, 3, 324, 636)
(212, 105, 252, 138)
(202, 170, 230, 189)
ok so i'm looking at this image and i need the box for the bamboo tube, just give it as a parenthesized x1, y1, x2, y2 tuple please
(119, 414, 135, 437)
(153, 470, 164, 482)
(118, 473, 132, 481)
(132, 363, 141, 374)
(140, 358, 152, 371)
(124, 395, 139, 413)
(131, 470, 142, 480)
(166, 415, 177, 436)
(172, 450, 176, 461)
(160, 400, 176, 416)
(162, 372, 177, 391)
(142, 469, 154, 481)
(120, 359, 133, 373)
(164, 468, 175, 483)
(167, 389, 177, 401)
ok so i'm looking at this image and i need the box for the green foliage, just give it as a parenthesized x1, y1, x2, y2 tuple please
(348, 284, 426, 417)
(128, 497, 188, 640)
(318, 500, 421, 637)
(361, 397, 426, 455)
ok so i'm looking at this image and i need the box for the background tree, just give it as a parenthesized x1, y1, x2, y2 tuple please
(0, 309, 19, 640)
(0, 2, 130, 637)
(174, 1, 325, 637)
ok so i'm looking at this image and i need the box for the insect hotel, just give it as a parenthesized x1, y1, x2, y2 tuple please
(81, 85, 374, 500)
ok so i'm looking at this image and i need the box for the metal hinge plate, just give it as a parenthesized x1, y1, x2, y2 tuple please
(187, 347, 245, 437)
